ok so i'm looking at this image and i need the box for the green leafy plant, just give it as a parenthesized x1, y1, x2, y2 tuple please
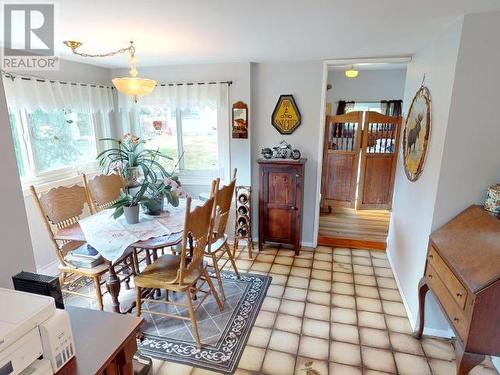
(111, 182, 156, 219)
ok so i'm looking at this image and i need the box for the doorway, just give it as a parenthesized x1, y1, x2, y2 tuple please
(315, 59, 410, 250)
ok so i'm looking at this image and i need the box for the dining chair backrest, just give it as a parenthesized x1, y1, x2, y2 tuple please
(210, 177, 237, 245)
(30, 184, 89, 264)
(83, 173, 124, 213)
(177, 196, 215, 285)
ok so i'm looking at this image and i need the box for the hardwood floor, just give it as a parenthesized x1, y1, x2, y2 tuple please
(318, 208, 391, 250)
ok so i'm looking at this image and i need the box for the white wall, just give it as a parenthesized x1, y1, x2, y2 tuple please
(0, 76, 36, 288)
(387, 18, 464, 332)
(251, 61, 324, 246)
(327, 68, 406, 112)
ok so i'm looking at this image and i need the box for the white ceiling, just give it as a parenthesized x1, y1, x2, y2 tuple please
(2, 0, 500, 68)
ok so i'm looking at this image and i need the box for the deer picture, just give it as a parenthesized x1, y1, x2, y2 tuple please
(407, 113, 423, 154)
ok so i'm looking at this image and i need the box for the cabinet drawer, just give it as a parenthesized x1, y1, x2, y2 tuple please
(425, 263, 469, 341)
(428, 246, 467, 309)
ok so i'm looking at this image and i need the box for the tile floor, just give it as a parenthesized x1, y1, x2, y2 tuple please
(151, 245, 499, 375)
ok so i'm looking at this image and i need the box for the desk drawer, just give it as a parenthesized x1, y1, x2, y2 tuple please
(428, 246, 467, 309)
(426, 263, 469, 341)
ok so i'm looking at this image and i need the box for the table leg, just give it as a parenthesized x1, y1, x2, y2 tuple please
(106, 262, 121, 313)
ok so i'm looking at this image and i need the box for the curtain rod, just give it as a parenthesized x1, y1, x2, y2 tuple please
(1, 69, 114, 89)
(335, 100, 402, 103)
(158, 81, 232, 87)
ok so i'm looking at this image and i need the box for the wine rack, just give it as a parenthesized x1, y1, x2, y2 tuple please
(234, 185, 253, 258)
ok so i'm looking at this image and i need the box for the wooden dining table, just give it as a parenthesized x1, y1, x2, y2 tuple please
(53, 203, 197, 314)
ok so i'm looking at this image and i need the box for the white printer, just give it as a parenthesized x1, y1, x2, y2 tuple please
(0, 288, 75, 375)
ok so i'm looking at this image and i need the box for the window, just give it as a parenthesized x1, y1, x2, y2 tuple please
(346, 102, 382, 113)
(8, 108, 97, 181)
(138, 105, 219, 174)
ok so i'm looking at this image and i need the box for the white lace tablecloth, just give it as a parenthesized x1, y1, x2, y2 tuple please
(78, 202, 189, 264)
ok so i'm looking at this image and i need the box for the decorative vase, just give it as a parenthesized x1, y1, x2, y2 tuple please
(123, 204, 140, 224)
(144, 195, 164, 216)
(125, 166, 141, 187)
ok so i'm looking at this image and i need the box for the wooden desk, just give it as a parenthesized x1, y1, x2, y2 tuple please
(57, 306, 143, 375)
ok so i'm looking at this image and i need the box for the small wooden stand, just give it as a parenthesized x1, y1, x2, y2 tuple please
(234, 185, 253, 258)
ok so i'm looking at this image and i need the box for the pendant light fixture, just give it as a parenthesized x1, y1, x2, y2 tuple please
(345, 65, 359, 78)
(63, 40, 156, 102)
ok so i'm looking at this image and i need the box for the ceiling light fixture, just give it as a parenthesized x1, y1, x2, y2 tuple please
(63, 40, 156, 102)
(345, 65, 359, 78)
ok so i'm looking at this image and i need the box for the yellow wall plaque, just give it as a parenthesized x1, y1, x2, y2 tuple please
(271, 94, 302, 134)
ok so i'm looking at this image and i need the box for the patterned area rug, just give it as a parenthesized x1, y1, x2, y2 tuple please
(138, 271, 271, 374)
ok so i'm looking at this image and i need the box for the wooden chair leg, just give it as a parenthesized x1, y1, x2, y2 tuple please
(59, 271, 67, 286)
(203, 268, 224, 311)
(185, 290, 201, 349)
(135, 287, 142, 317)
(93, 276, 104, 311)
(224, 243, 240, 278)
(132, 249, 140, 274)
(210, 253, 225, 300)
(247, 238, 253, 259)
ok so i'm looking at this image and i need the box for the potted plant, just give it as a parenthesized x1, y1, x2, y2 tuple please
(111, 182, 156, 224)
(97, 133, 172, 187)
(143, 176, 187, 215)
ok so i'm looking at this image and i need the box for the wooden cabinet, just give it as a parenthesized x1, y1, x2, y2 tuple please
(414, 206, 500, 375)
(258, 158, 306, 255)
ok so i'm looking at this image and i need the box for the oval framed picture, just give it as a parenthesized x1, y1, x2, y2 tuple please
(402, 86, 431, 181)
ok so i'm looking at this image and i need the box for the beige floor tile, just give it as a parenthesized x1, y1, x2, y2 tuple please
(238, 346, 265, 372)
(262, 350, 296, 375)
(356, 297, 383, 313)
(266, 284, 285, 298)
(355, 285, 380, 299)
(255, 310, 276, 328)
(362, 346, 396, 373)
(293, 258, 313, 268)
(279, 299, 305, 317)
(236, 260, 253, 271)
(353, 274, 377, 286)
(274, 313, 303, 334)
(428, 358, 457, 375)
(377, 277, 397, 289)
(389, 332, 425, 355)
(374, 267, 393, 278)
(394, 352, 432, 375)
(331, 307, 357, 325)
(307, 290, 331, 305)
(333, 263, 353, 274)
(332, 282, 355, 295)
(331, 322, 359, 344)
(333, 248, 351, 255)
(385, 315, 412, 334)
(359, 327, 391, 349)
(421, 338, 455, 361)
(329, 341, 362, 366)
(302, 318, 330, 339)
(331, 294, 356, 309)
(372, 258, 391, 268)
(268, 329, 300, 354)
(364, 370, 394, 375)
(352, 249, 371, 258)
(274, 255, 294, 266)
(250, 262, 272, 273)
(260, 247, 279, 255)
(352, 256, 372, 266)
(296, 357, 329, 375)
(314, 252, 333, 262)
(234, 369, 255, 375)
(353, 264, 374, 275)
(283, 286, 308, 301)
(305, 303, 331, 320)
(287, 276, 310, 289)
(255, 254, 275, 263)
(358, 311, 386, 330)
(247, 326, 272, 348)
(261, 296, 281, 312)
(312, 269, 332, 281)
(332, 272, 354, 283)
(310, 279, 332, 292)
(334, 254, 352, 264)
(329, 362, 362, 375)
(278, 249, 296, 257)
(313, 260, 332, 271)
(299, 336, 330, 360)
(316, 246, 333, 253)
(191, 367, 222, 374)
(370, 251, 387, 259)
(379, 287, 402, 302)
(382, 300, 407, 317)
(269, 274, 288, 285)
(296, 251, 314, 259)
(270, 264, 292, 275)
(290, 266, 311, 278)
(157, 361, 193, 375)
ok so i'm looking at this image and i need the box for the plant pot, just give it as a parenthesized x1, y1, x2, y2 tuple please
(125, 166, 141, 187)
(123, 204, 140, 224)
(144, 196, 164, 216)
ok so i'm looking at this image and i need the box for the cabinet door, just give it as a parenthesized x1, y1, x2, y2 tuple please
(263, 166, 298, 243)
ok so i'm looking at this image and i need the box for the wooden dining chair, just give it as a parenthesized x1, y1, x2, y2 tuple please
(82, 173, 125, 214)
(134, 196, 223, 349)
(205, 170, 240, 300)
(31, 184, 136, 311)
